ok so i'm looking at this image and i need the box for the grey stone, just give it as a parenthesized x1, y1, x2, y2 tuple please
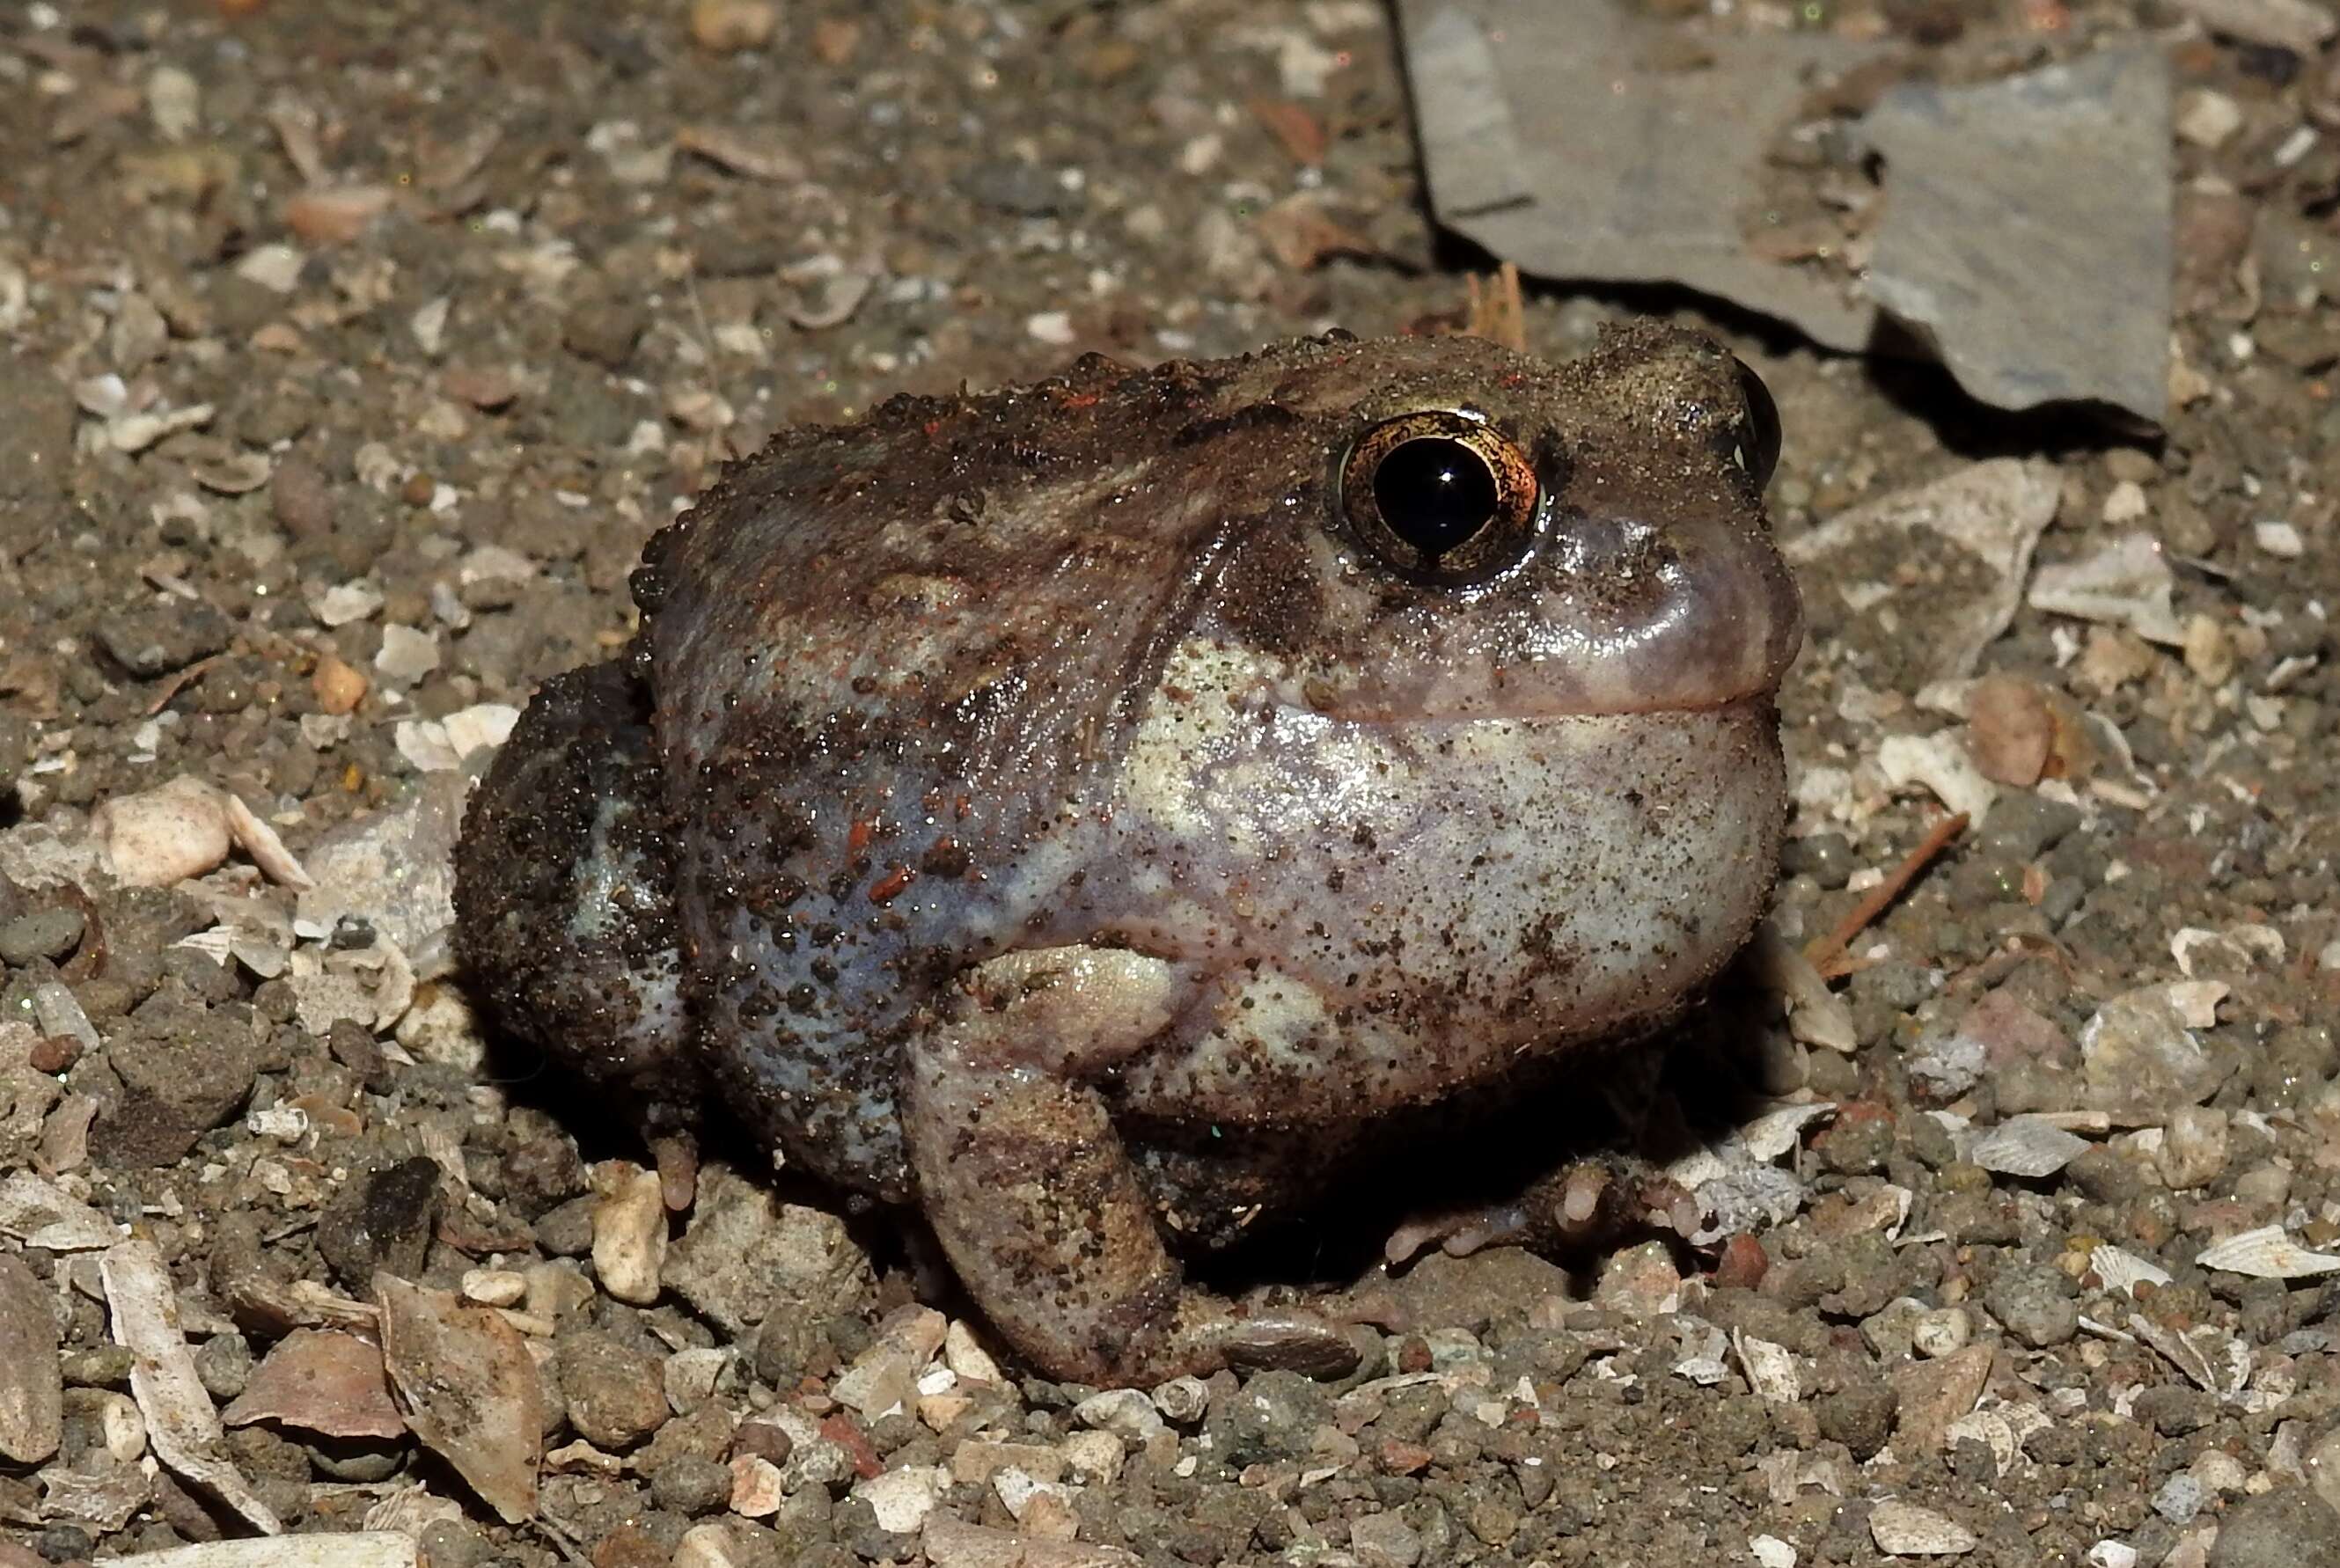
(2210, 1489, 2340, 1568)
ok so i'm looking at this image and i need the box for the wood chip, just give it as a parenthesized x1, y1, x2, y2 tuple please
(285, 186, 395, 245)
(0, 1254, 62, 1463)
(101, 1239, 282, 1535)
(674, 124, 806, 182)
(96, 1535, 417, 1568)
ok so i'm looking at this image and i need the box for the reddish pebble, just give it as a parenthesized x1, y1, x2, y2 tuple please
(730, 1421, 792, 1466)
(29, 1036, 81, 1073)
(819, 1411, 884, 1479)
(1379, 1440, 1434, 1475)
(1713, 1234, 1770, 1290)
(589, 1524, 666, 1568)
(443, 365, 519, 410)
(1968, 671, 2055, 787)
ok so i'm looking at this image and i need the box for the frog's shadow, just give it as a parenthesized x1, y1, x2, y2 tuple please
(1186, 964, 1786, 1297)
(487, 959, 1784, 1337)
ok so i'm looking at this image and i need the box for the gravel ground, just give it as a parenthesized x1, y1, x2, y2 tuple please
(3, 4, 2339, 1568)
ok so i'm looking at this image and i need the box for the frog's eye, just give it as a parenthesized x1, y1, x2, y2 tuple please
(1339, 411, 1542, 584)
(1731, 356, 1782, 493)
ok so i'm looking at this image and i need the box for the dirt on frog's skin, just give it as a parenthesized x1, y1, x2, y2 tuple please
(0, 4, 2336, 1568)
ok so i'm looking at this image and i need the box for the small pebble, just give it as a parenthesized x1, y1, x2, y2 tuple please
(554, 1329, 670, 1449)
(727, 1453, 785, 1517)
(2175, 87, 2245, 149)
(2253, 520, 2304, 558)
(0, 906, 85, 966)
(28, 1036, 81, 1073)
(1912, 1307, 1972, 1359)
(1984, 1264, 2080, 1349)
(2159, 1106, 2230, 1190)
(2209, 1490, 2340, 1567)
(1151, 1376, 1208, 1424)
(1352, 1511, 1426, 1568)
(591, 1162, 667, 1305)
(1870, 1498, 1977, 1556)
(460, 1269, 527, 1308)
(2101, 480, 2148, 524)
(671, 1525, 745, 1568)
(98, 604, 231, 678)
(1075, 1388, 1165, 1443)
(561, 297, 649, 370)
(649, 1452, 735, 1515)
(2153, 1472, 2206, 1524)
(374, 625, 442, 683)
(689, 0, 778, 50)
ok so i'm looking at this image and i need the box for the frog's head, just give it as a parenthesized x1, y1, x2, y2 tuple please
(1202, 322, 1803, 725)
(1103, 326, 1806, 1096)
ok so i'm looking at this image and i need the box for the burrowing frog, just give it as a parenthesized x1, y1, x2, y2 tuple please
(454, 323, 1802, 1385)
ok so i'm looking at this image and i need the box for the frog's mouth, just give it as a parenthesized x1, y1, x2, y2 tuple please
(1276, 502, 1804, 723)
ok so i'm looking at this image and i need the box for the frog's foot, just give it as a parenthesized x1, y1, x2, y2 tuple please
(1383, 1156, 1704, 1266)
(454, 658, 699, 1133)
(903, 945, 1358, 1387)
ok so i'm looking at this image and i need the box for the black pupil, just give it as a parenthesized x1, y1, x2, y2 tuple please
(1372, 436, 1499, 557)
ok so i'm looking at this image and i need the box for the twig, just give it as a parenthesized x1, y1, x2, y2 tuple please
(143, 654, 220, 714)
(1804, 812, 1970, 976)
(532, 1512, 593, 1568)
(1465, 261, 1528, 352)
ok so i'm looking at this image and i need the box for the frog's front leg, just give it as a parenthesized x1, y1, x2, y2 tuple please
(903, 946, 1358, 1386)
(455, 659, 699, 1151)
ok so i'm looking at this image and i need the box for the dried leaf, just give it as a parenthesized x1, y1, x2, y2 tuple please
(377, 1274, 539, 1522)
(223, 1329, 406, 1440)
(0, 1170, 117, 1251)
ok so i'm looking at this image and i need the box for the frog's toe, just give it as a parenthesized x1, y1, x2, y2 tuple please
(454, 657, 696, 1129)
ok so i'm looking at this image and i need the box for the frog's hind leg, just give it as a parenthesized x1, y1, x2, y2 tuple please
(454, 658, 700, 1143)
(903, 946, 1360, 1385)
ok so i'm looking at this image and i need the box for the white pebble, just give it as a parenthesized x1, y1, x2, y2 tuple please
(2253, 520, 2304, 558)
(591, 1161, 666, 1306)
(1912, 1307, 1972, 1359)
(2174, 88, 2243, 150)
(2100, 480, 2148, 524)
(373, 625, 442, 683)
(1870, 1499, 1977, 1556)
(461, 1269, 527, 1308)
(92, 774, 311, 890)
